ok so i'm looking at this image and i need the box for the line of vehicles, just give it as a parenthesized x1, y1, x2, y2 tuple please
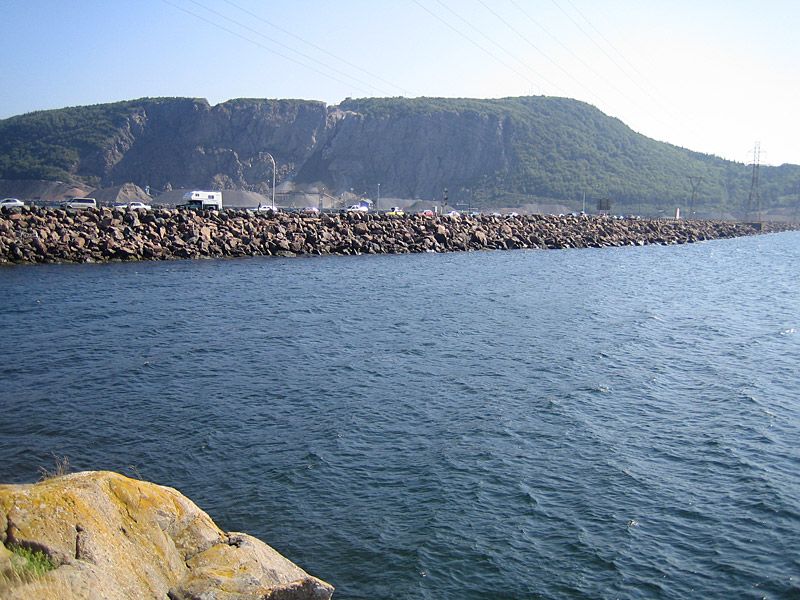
(1, 197, 151, 211)
(61, 198, 153, 210)
(3, 191, 472, 218)
(1, 191, 212, 212)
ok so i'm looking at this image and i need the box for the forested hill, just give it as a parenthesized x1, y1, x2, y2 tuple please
(1, 96, 797, 216)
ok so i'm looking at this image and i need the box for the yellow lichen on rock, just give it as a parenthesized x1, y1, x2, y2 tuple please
(0, 471, 334, 600)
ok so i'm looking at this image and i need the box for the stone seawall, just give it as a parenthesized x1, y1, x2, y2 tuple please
(0, 207, 795, 264)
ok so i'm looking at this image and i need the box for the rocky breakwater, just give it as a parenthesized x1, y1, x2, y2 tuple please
(0, 206, 795, 264)
(0, 471, 334, 600)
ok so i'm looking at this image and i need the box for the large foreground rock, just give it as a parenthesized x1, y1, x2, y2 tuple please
(0, 471, 333, 600)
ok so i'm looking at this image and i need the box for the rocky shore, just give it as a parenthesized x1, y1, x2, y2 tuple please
(0, 207, 796, 264)
(0, 471, 334, 600)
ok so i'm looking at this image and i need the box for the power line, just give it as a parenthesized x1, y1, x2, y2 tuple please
(475, 0, 680, 140)
(410, 0, 552, 94)
(430, 0, 565, 95)
(160, 0, 380, 97)
(475, 0, 602, 103)
(220, 0, 408, 96)
(184, 0, 392, 96)
(507, 0, 634, 107)
(424, 0, 680, 140)
(550, 0, 631, 80)
(561, 0, 666, 100)
(550, 0, 679, 125)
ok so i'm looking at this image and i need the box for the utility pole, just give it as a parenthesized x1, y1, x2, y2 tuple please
(377, 183, 381, 212)
(261, 152, 277, 209)
(687, 176, 703, 219)
(746, 143, 761, 223)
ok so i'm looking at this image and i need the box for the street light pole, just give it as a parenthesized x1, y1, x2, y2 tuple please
(377, 183, 381, 211)
(265, 152, 276, 209)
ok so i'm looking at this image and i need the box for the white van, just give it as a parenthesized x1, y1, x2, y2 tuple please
(61, 197, 97, 210)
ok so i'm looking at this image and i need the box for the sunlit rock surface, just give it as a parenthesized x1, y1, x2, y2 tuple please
(0, 471, 334, 600)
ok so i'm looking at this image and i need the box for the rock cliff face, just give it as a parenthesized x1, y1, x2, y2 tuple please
(0, 471, 334, 600)
(102, 99, 329, 192)
(296, 106, 511, 200)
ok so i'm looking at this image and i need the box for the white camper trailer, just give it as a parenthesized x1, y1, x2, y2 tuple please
(182, 190, 223, 210)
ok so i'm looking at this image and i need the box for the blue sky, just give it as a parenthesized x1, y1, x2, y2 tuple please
(2, 0, 798, 165)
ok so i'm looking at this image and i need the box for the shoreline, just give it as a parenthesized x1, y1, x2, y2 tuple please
(1, 207, 797, 265)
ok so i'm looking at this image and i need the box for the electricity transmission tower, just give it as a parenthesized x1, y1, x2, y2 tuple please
(687, 176, 703, 219)
(746, 143, 762, 222)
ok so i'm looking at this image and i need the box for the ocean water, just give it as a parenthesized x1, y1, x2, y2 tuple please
(1, 233, 799, 599)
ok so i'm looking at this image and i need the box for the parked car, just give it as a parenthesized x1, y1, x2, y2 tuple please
(302, 206, 320, 215)
(445, 210, 460, 217)
(418, 209, 435, 217)
(114, 201, 152, 211)
(343, 204, 368, 213)
(386, 207, 405, 216)
(250, 204, 280, 214)
(0, 198, 25, 209)
(61, 198, 97, 210)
